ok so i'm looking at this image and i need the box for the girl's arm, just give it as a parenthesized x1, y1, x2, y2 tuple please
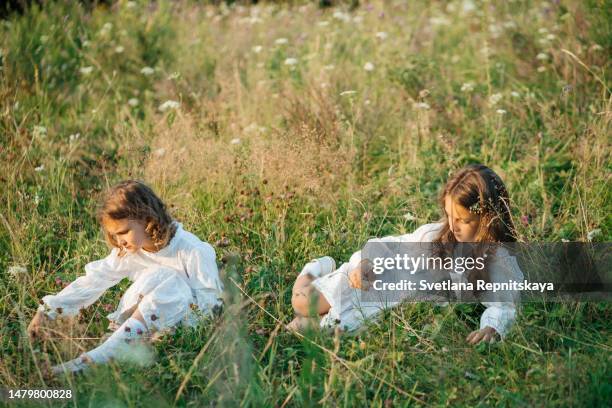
(186, 242, 223, 299)
(38, 248, 130, 319)
(478, 255, 523, 339)
(478, 302, 517, 339)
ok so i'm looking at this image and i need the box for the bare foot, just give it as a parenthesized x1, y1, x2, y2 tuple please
(286, 316, 319, 333)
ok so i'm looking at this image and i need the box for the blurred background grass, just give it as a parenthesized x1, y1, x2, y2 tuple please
(0, 0, 610, 406)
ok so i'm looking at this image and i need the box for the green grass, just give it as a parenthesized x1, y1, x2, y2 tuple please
(0, 0, 610, 406)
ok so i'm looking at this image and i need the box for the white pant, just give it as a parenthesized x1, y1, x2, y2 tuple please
(107, 268, 198, 332)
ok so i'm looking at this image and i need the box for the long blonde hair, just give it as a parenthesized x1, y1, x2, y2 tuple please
(98, 180, 176, 256)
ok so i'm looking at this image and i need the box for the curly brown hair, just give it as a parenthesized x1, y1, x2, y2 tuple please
(433, 164, 518, 287)
(98, 180, 176, 256)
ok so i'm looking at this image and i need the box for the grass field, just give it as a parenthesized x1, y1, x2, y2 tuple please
(1, 0, 610, 406)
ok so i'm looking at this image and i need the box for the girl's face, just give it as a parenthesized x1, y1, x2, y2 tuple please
(103, 218, 156, 253)
(444, 196, 480, 242)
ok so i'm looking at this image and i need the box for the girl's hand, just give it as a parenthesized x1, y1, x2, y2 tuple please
(348, 259, 375, 290)
(466, 326, 499, 345)
(27, 310, 50, 341)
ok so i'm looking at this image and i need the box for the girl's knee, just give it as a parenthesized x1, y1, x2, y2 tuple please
(292, 284, 318, 316)
(291, 290, 308, 316)
(291, 283, 327, 317)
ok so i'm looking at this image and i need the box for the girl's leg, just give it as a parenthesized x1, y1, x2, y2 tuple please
(291, 274, 331, 316)
(52, 269, 191, 375)
(51, 312, 149, 375)
(288, 274, 331, 331)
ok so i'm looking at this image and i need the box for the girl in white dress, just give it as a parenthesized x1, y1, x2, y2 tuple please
(27, 181, 224, 374)
(288, 164, 523, 345)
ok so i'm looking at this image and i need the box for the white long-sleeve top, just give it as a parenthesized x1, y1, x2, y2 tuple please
(38, 222, 223, 320)
(336, 222, 523, 338)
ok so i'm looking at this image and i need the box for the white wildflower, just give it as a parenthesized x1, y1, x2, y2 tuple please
(33, 125, 47, 138)
(488, 93, 503, 106)
(546, 33, 555, 41)
(375, 31, 388, 40)
(317, 20, 330, 27)
(538, 27, 548, 34)
(511, 91, 520, 98)
(333, 11, 350, 22)
(34, 164, 44, 172)
(363, 61, 375, 71)
(537, 66, 547, 72)
(587, 229, 601, 241)
(252, 45, 263, 53)
(8, 265, 27, 277)
(461, 82, 475, 93)
(431, 16, 451, 26)
(274, 38, 288, 45)
(462, 0, 476, 13)
(284, 57, 298, 66)
(489, 24, 502, 38)
(158, 100, 180, 112)
(536, 52, 548, 61)
(140, 66, 155, 76)
(230, 138, 241, 145)
(154, 148, 166, 157)
(244, 123, 259, 134)
(403, 212, 416, 221)
(99, 22, 112, 36)
(339, 90, 357, 96)
(126, 1, 136, 9)
(115, 46, 125, 54)
(561, 238, 570, 243)
(128, 98, 139, 107)
(79, 66, 94, 75)
(69, 133, 80, 142)
(413, 102, 430, 110)
(34, 193, 41, 206)
(496, 109, 507, 115)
